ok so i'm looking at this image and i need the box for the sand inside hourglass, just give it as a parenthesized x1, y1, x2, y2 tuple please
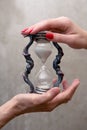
(35, 43, 52, 63)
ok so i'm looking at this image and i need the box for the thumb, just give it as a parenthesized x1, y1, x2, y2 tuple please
(46, 32, 72, 45)
(37, 87, 60, 104)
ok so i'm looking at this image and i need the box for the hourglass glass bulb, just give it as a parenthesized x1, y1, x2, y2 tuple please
(35, 65, 53, 93)
(35, 43, 52, 64)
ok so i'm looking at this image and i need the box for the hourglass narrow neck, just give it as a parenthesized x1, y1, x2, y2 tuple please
(41, 65, 47, 70)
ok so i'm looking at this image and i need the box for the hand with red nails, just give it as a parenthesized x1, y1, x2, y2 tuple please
(21, 17, 87, 49)
(0, 79, 79, 128)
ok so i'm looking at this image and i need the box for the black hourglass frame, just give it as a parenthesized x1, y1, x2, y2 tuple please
(23, 32, 64, 93)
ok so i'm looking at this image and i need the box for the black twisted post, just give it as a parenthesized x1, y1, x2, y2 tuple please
(23, 35, 35, 93)
(52, 42, 64, 87)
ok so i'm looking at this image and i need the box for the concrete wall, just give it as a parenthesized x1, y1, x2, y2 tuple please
(0, 0, 87, 130)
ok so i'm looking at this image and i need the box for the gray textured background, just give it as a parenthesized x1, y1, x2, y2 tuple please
(0, 0, 87, 130)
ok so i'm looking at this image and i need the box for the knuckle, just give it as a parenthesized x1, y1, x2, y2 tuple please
(43, 19, 52, 28)
(60, 16, 72, 25)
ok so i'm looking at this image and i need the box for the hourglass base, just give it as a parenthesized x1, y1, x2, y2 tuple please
(35, 86, 51, 94)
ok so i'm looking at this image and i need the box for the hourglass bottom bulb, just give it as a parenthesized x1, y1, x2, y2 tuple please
(34, 66, 53, 94)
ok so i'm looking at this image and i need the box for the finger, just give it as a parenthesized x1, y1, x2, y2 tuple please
(52, 78, 57, 83)
(46, 32, 74, 43)
(51, 79, 80, 105)
(59, 79, 80, 103)
(32, 87, 60, 105)
(21, 20, 50, 35)
(21, 26, 34, 35)
(65, 79, 80, 97)
(29, 20, 53, 34)
(24, 18, 63, 35)
(29, 17, 69, 34)
(21, 28, 28, 33)
(62, 80, 69, 90)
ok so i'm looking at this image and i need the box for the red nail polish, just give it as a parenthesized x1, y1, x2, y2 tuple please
(46, 33, 54, 40)
(28, 28, 33, 34)
(21, 28, 28, 32)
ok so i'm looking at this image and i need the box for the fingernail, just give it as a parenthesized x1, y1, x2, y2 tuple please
(46, 33, 54, 40)
(23, 28, 33, 35)
(28, 28, 33, 34)
(21, 28, 28, 33)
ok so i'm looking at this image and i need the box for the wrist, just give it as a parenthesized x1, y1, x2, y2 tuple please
(0, 98, 18, 128)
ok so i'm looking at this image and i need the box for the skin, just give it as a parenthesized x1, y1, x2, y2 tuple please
(22, 17, 87, 49)
(0, 79, 80, 128)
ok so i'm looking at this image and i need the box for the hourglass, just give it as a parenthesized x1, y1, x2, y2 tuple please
(23, 32, 64, 93)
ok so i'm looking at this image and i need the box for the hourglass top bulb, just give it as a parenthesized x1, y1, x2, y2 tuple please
(22, 31, 64, 93)
(35, 42, 52, 64)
